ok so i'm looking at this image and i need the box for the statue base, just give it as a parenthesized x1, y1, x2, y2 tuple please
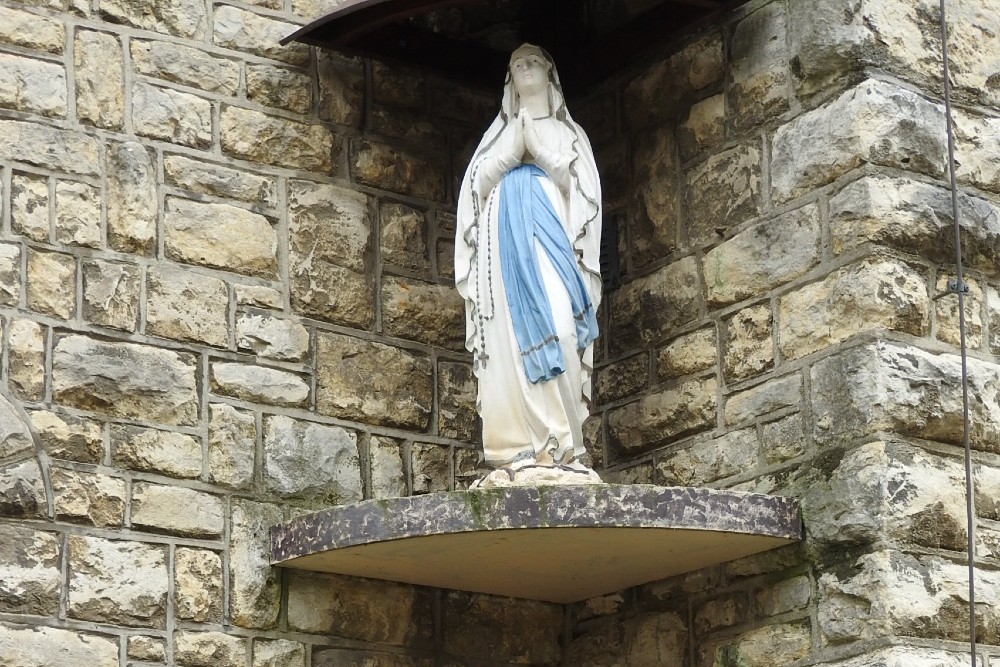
(470, 464, 602, 489)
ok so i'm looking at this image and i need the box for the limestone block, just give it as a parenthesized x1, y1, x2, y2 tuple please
(211, 363, 310, 407)
(629, 127, 679, 267)
(315, 333, 433, 430)
(381, 201, 428, 272)
(679, 94, 725, 159)
(572, 93, 617, 147)
(810, 343, 1000, 450)
(247, 63, 312, 114)
(133, 82, 211, 148)
(990, 286, 1000, 356)
(437, 361, 477, 441)
(175, 548, 222, 622)
(761, 414, 806, 465)
(82, 259, 139, 331)
(724, 304, 773, 382)
(252, 639, 304, 667)
(656, 428, 759, 487)
(175, 631, 247, 667)
(132, 40, 241, 95)
(230, 500, 282, 629)
(75, 30, 123, 128)
(725, 373, 800, 426)
(729, 2, 789, 130)
(0, 525, 60, 615)
(0, 120, 99, 176)
(208, 404, 255, 489)
(694, 594, 749, 635)
(0, 6, 65, 53)
(454, 446, 484, 490)
(165, 198, 277, 278)
(236, 313, 309, 361)
(778, 257, 929, 360)
(0, 53, 66, 117)
(236, 284, 283, 309)
(372, 105, 446, 147)
(566, 611, 686, 666)
(263, 415, 361, 501)
(705, 204, 820, 306)
(370, 436, 406, 499)
(700, 622, 810, 667)
(68, 535, 167, 627)
(814, 647, 969, 667)
(829, 176, 1000, 272)
(112, 424, 202, 478)
(352, 140, 446, 202)
(8, 319, 45, 401)
(0, 400, 34, 460)
(0, 624, 117, 667)
(956, 111, 1000, 195)
(11, 173, 49, 242)
(128, 636, 165, 661)
(132, 484, 222, 537)
(107, 141, 156, 254)
(685, 142, 762, 246)
(607, 377, 717, 451)
(26, 249, 75, 319)
(412, 442, 449, 494)
(51, 469, 126, 527)
(656, 327, 717, 382)
(610, 256, 700, 354)
(371, 60, 425, 109)
(53, 335, 199, 425)
(603, 462, 654, 485)
(756, 575, 811, 617)
(595, 353, 648, 406)
(222, 105, 334, 172)
(101, 0, 206, 38)
(381, 276, 464, 349)
(313, 649, 430, 667)
(287, 570, 432, 644)
(935, 275, 982, 349)
(0, 460, 48, 519)
(771, 79, 946, 203)
(213, 6, 308, 65)
(443, 591, 561, 664)
(317, 51, 364, 127)
(164, 155, 277, 208)
(0, 243, 21, 306)
(437, 238, 455, 281)
(146, 265, 229, 347)
(55, 181, 101, 248)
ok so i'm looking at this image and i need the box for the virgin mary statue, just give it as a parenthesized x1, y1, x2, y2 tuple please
(456, 44, 603, 486)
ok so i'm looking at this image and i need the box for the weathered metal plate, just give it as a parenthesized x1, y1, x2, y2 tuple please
(270, 485, 802, 603)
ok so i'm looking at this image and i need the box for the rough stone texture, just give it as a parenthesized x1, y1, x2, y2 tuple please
(68, 535, 167, 627)
(596, 353, 649, 405)
(131, 483, 224, 537)
(289, 180, 371, 326)
(370, 436, 406, 499)
(761, 414, 807, 465)
(175, 548, 223, 622)
(411, 442, 449, 494)
(213, 5, 308, 65)
(164, 155, 277, 208)
(610, 256, 700, 354)
(263, 415, 361, 502)
(128, 636, 165, 661)
(107, 141, 156, 254)
(53, 335, 198, 425)
(132, 40, 241, 95)
(725, 373, 800, 426)
(146, 265, 229, 347)
(381, 202, 428, 272)
(0, 120, 99, 176)
(443, 592, 562, 665)
(211, 363, 310, 407)
(247, 64, 312, 114)
(111, 424, 202, 478)
(236, 284, 283, 309)
(352, 140, 446, 202)
(316, 332, 433, 430)
(0, 397, 33, 460)
(208, 404, 255, 489)
(381, 276, 464, 349)
(0, 53, 66, 117)
(608, 377, 717, 451)
(657, 428, 759, 487)
(51, 469, 126, 527)
(679, 94, 725, 159)
(230, 501, 282, 629)
(8, 319, 45, 401)
(935, 275, 982, 349)
(724, 304, 774, 382)
(730, 2, 789, 130)
(705, 205, 820, 305)
(100, 0, 207, 38)
(0, 6, 65, 53)
(630, 127, 679, 267)
(0, 525, 60, 615)
(252, 639, 305, 667)
(778, 257, 929, 360)
(694, 594, 749, 635)
(175, 631, 247, 667)
(221, 105, 334, 171)
(26, 249, 75, 319)
(685, 142, 762, 246)
(0, 243, 22, 306)
(701, 622, 810, 667)
(771, 79, 946, 203)
(317, 51, 364, 126)
(0, 624, 118, 667)
(567, 612, 687, 666)
(312, 649, 430, 667)
(0, 460, 48, 519)
(11, 173, 50, 242)
(132, 82, 211, 147)
(75, 30, 123, 129)
(165, 197, 278, 278)
(656, 327, 718, 382)
(437, 361, 477, 441)
(236, 313, 309, 361)
(956, 111, 1000, 195)
(82, 259, 140, 331)
(28, 409, 101, 463)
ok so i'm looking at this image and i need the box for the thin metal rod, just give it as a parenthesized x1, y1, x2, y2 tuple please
(939, 1, 977, 664)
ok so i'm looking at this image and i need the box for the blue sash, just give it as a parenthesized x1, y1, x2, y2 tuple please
(498, 164, 599, 383)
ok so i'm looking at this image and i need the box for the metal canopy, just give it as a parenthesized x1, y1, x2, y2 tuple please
(282, 0, 751, 92)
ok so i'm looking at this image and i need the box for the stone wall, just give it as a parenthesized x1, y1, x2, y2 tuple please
(1, 0, 999, 665)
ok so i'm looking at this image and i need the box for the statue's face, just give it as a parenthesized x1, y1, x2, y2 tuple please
(510, 52, 550, 97)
